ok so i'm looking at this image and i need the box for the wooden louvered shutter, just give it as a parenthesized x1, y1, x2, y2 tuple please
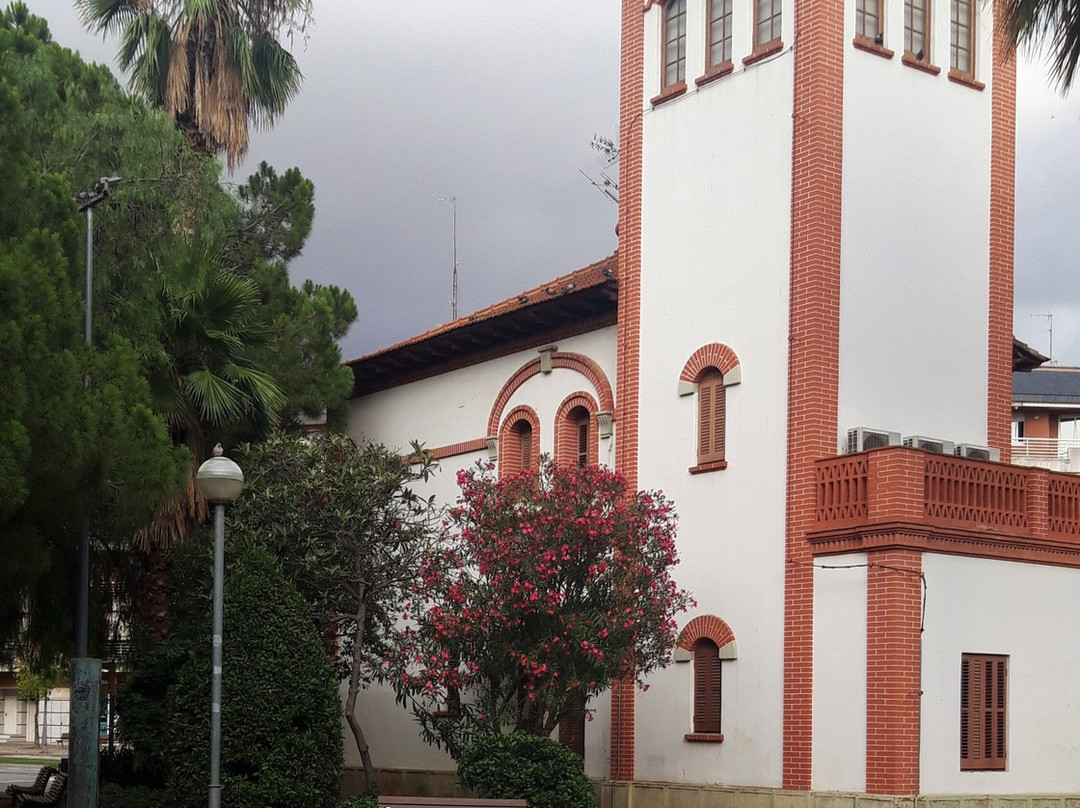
(693, 640, 722, 734)
(960, 654, 1007, 770)
(577, 420, 589, 468)
(558, 696, 586, 758)
(697, 370, 726, 464)
(520, 423, 532, 470)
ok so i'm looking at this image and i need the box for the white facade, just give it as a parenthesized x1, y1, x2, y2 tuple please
(343, 0, 1080, 798)
(837, 4, 996, 446)
(920, 554, 1080, 794)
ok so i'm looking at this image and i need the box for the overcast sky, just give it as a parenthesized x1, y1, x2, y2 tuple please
(22, 0, 1080, 366)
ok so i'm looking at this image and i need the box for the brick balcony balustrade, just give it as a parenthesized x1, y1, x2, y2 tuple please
(809, 446, 1080, 566)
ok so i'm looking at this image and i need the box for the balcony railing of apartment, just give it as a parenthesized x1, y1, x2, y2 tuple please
(810, 446, 1080, 566)
(1012, 436, 1080, 458)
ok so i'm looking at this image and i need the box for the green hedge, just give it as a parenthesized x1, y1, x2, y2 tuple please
(457, 732, 596, 808)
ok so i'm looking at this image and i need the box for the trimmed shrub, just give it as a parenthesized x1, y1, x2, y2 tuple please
(99, 782, 166, 808)
(98, 746, 165, 789)
(120, 542, 343, 808)
(456, 732, 596, 808)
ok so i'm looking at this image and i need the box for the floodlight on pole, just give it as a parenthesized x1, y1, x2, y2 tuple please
(69, 175, 119, 808)
(195, 444, 244, 808)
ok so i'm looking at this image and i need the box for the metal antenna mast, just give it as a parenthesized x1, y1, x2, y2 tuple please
(438, 197, 458, 320)
(1031, 312, 1053, 360)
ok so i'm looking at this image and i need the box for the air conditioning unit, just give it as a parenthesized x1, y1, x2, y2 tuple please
(902, 436, 956, 455)
(846, 427, 901, 454)
(953, 444, 1001, 462)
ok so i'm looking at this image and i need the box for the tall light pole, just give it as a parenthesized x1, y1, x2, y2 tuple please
(74, 176, 119, 655)
(195, 445, 244, 808)
(68, 175, 119, 808)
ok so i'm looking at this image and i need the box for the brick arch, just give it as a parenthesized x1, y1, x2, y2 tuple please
(677, 614, 736, 651)
(555, 392, 600, 467)
(499, 405, 540, 477)
(680, 343, 741, 383)
(487, 352, 614, 437)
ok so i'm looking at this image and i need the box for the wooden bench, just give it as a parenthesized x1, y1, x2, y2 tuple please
(377, 798, 526, 808)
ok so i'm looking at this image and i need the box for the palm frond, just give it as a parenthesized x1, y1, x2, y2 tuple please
(220, 363, 287, 414)
(248, 32, 302, 125)
(999, 0, 1080, 89)
(76, 0, 143, 34)
(182, 369, 247, 426)
(134, 15, 173, 105)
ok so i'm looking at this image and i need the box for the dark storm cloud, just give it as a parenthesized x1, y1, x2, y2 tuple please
(24, 1, 1080, 363)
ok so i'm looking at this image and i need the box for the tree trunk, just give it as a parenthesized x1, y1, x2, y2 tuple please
(132, 542, 175, 663)
(344, 586, 374, 791)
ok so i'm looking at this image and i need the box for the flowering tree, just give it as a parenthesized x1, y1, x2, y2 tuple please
(389, 459, 693, 758)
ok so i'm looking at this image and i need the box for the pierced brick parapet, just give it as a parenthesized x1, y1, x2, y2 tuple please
(810, 446, 1080, 567)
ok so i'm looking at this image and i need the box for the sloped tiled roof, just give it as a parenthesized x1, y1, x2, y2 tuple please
(1013, 337, 1049, 372)
(348, 254, 618, 397)
(1013, 367, 1080, 406)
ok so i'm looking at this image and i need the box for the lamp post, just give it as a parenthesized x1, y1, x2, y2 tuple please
(68, 175, 119, 808)
(195, 445, 244, 808)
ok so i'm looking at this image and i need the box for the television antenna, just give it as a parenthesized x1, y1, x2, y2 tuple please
(580, 134, 619, 204)
(1031, 312, 1053, 360)
(438, 196, 459, 320)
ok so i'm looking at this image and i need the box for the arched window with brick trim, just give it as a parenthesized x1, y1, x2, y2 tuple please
(678, 614, 736, 741)
(680, 344, 741, 474)
(555, 393, 599, 469)
(499, 405, 540, 477)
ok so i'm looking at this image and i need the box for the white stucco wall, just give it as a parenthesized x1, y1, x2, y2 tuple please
(920, 553, 1080, 794)
(837, 3, 995, 446)
(812, 554, 868, 791)
(344, 326, 618, 776)
(632, 1, 795, 787)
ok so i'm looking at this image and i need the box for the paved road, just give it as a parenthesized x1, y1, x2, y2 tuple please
(0, 763, 43, 791)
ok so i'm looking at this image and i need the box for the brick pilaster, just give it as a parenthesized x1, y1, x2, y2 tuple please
(988, 0, 1017, 460)
(866, 549, 923, 795)
(611, 0, 646, 782)
(785, 0, 846, 789)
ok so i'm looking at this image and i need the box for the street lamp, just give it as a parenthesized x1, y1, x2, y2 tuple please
(195, 444, 244, 808)
(69, 175, 119, 808)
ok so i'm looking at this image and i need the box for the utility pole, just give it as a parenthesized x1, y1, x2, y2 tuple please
(438, 197, 459, 320)
(70, 175, 119, 808)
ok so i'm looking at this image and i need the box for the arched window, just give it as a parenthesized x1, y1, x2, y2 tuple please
(555, 393, 599, 469)
(570, 406, 590, 468)
(693, 639, 722, 734)
(514, 420, 533, 471)
(499, 405, 540, 477)
(677, 614, 736, 742)
(681, 344, 740, 474)
(697, 368, 726, 465)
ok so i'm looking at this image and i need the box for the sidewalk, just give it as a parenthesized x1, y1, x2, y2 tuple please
(0, 741, 63, 759)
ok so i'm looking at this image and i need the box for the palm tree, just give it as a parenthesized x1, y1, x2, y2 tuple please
(77, 0, 310, 169)
(134, 247, 285, 647)
(1000, 0, 1080, 90)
